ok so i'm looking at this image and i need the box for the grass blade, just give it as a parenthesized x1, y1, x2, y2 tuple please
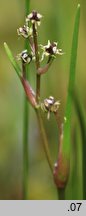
(22, 0, 30, 200)
(54, 4, 80, 200)
(73, 91, 86, 199)
(62, 4, 80, 156)
(4, 42, 21, 77)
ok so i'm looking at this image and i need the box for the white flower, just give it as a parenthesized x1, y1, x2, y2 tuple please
(26, 10, 42, 26)
(17, 50, 32, 64)
(42, 96, 60, 119)
(40, 40, 63, 61)
(17, 25, 32, 38)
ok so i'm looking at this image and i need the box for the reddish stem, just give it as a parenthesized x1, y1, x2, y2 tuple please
(21, 76, 37, 107)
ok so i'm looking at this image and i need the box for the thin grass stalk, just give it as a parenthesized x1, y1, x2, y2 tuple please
(54, 4, 80, 200)
(4, 42, 21, 77)
(73, 91, 86, 200)
(62, 4, 80, 199)
(36, 110, 53, 173)
(22, 0, 30, 200)
(58, 188, 65, 200)
(62, 4, 80, 155)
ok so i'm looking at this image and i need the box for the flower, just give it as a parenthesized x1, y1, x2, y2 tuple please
(41, 96, 60, 119)
(26, 10, 42, 25)
(17, 25, 32, 38)
(44, 96, 60, 112)
(41, 40, 63, 61)
(17, 50, 32, 64)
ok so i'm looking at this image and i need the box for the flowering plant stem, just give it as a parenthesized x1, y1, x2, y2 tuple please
(22, 0, 30, 200)
(36, 109, 53, 172)
(58, 188, 65, 200)
(23, 96, 29, 199)
(32, 23, 40, 102)
(32, 20, 53, 172)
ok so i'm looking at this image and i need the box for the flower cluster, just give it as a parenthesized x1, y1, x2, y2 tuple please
(17, 11, 42, 39)
(17, 11, 63, 67)
(17, 11, 43, 65)
(4, 9, 68, 193)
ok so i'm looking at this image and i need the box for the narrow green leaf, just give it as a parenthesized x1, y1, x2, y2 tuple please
(4, 42, 21, 77)
(23, 0, 30, 200)
(73, 91, 86, 199)
(62, 4, 80, 156)
(25, 0, 30, 16)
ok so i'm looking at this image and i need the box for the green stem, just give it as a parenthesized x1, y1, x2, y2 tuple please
(22, 0, 30, 200)
(23, 96, 29, 199)
(25, 0, 30, 16)
(54, 112, 63, 152)
(36, 109, 53, 173)
(36, 74, 40, 101)
(62, 4, 80, 156)
(73, 91, 86, 200)
(32, 18, 53, 174)
(58, 188, 65, 200)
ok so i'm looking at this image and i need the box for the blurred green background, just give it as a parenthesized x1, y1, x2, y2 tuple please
(0, 0, 86, 199)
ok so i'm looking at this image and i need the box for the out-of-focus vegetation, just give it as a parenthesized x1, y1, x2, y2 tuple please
(0, 0, 86, 199)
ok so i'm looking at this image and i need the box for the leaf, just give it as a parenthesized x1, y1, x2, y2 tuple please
(62, 4, 80, 157)
(73, 90, 86, 199)
(22, 0, 30, 200)
(4, 42, 21, 77)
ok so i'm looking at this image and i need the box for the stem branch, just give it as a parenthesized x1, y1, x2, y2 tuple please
(36, 109, 53, 172)
(54, 112, 63, 154)
(32, 23, 40, 102)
